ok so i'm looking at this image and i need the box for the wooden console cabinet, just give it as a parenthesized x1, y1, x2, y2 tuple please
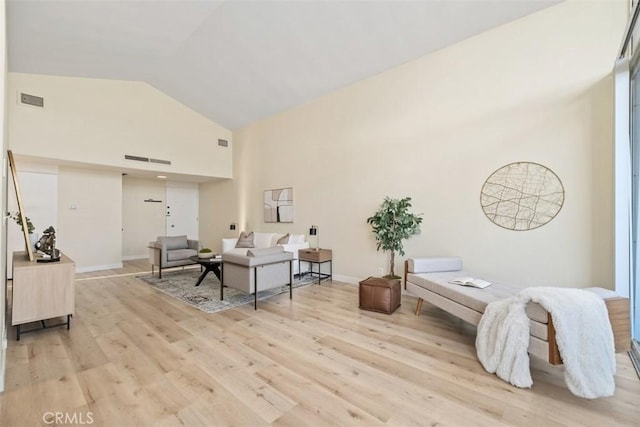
(11, 251, 75, 340)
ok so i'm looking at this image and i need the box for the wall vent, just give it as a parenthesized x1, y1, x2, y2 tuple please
(218, 139, 228, 147)
(20, 92, 44, 108)
(149, 158, 171, 165)
(125, 155, 172, 165)
(124, 155, 149, 162)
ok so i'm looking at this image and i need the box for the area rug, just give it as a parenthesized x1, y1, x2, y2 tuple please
(135, 269, 316, 313)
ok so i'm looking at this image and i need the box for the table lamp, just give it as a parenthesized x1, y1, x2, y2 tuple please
(309, 225, 319, 250)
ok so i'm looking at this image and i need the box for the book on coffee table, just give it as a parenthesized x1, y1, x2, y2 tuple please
(448, 277, 492, 289)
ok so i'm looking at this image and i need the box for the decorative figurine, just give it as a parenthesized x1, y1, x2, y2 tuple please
(35, 226, 60, 260)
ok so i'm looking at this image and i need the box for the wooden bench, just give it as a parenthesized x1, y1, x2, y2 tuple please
(404, 257, 631, 365)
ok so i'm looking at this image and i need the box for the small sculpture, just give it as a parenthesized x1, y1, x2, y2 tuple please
(35, 226, 60, 259)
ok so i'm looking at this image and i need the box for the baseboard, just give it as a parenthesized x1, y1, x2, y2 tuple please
(0, 336, 6, 393)
(122, 254, 147, 261)
(332, 274, 360, 285)
(75, 262, 123, 273)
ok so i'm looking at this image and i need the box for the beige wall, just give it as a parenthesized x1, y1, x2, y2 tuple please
(202, 0, 627, 286)
(6, 73, 234, 271)
(57, 166, 122, 272)
(8, 73, 233, 179)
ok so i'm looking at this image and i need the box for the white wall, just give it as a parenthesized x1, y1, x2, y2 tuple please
(122, 176, 166, 260)
(202, 0, 627, 287)
(8, 73, 233, 179)
(0, 0, 7, 393)
(57, 166, 122, 272)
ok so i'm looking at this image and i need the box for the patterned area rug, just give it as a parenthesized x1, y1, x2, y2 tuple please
(136, 268, 316, 313)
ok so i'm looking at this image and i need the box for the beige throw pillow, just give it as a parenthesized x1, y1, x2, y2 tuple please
(276, 233, 290, 245)
(235, 231, 255, 248)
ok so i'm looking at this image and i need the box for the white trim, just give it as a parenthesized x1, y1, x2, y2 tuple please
(75, 263, 123, 274)
(122, 254, 147, 261)
(615, 58, 632, 298)
(0, 344, 5, 393)
(332, 274, 360, 285)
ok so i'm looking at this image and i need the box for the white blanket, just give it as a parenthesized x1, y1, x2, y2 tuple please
(476, 287, 616, 399)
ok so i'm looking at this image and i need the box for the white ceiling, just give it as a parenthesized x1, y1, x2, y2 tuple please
(7, 0, 559, 131)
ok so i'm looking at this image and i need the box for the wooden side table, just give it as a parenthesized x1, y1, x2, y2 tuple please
(298, 248, 332, 284)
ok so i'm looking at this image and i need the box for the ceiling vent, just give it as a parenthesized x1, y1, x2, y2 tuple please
(124, 154, 171, 165)
(218, 139, 228, 147)
(124, 154, 149, 162)
(149, 158, 171, 165)
(20, 92, 44, 108)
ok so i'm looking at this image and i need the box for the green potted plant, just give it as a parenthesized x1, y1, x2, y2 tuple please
(198, 247, 214, 259)
(9, 211, 35, 235)
(367, 197, 422, 279)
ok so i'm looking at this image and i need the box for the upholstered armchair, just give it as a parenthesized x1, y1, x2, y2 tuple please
(221, 246, 294, 309)
(148, 235, 199, 278)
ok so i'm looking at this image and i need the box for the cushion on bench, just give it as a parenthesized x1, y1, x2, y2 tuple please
(408, 257, 462, 273)
(407, 271, 549, 323)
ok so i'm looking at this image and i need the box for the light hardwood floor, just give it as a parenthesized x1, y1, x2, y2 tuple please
(1, 260, 639, 426)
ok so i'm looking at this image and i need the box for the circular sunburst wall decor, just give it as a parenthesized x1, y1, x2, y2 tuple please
(480, 162, 564, 231)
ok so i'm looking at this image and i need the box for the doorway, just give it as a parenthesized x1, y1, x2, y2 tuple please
(165, 182, 199, 239)
(122, 178, 199, 260)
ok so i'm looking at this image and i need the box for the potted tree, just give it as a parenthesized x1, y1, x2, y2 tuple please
(367, 197, 422, 279)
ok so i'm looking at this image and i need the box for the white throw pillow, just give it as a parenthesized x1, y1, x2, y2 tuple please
(222, 238, 239, 253)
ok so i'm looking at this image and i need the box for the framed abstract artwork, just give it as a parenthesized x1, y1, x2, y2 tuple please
(480, 162, 564, 231)
(264, 187, 294, 223)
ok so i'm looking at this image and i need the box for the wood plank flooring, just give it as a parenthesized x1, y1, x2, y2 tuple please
(1, 260, 639, 426)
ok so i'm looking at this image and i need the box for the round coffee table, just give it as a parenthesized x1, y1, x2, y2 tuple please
(189, 255, 222, 286)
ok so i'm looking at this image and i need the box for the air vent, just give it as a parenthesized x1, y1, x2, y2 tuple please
(124, 155, 149, 162)
(218, 139, 228, 147)
(150, 158, 171, 165)
(20, 92, 44, 108)
(125, 154, 172, 166)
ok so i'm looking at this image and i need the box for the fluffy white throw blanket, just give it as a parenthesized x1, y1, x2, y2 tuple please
(476, 287, 616, 398)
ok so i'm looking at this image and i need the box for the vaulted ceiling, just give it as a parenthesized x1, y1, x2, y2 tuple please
(7, 1, 559, 130)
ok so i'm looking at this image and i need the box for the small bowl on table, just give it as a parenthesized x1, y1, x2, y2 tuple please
(198, 251, 215, 259)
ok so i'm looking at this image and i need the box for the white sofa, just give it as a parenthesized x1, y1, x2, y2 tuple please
(222, 232, 310, 276)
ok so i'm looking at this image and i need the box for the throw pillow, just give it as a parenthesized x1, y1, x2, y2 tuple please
(235, 231, 255, 248)
(276, 233, 291, 245)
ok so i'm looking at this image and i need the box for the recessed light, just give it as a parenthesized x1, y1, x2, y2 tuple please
(157, 175, 167, 179)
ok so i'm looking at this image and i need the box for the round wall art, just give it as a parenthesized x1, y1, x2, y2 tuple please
(480, 162, 564, 231)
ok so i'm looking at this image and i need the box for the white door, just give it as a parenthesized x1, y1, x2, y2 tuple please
(165, 182, 199, 239)
(122, 177, 166, 259)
